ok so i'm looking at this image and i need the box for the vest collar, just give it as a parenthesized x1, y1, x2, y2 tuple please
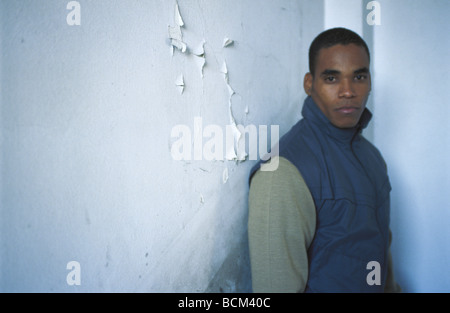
(302, 96, 372, 142)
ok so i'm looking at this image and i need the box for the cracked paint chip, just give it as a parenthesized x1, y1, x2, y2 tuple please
(193, 40, 206, 78)
(220, 61, 228, 75)
(225, 143, 238, 161)
(223, 38, 234, 48)
(175, 73, 185, 94)
(227, 119, 247, 162)
(194, 56, 206, 78)
(220, 59, 244, 161)
(168, 3, 187, 54)
(225, 117, 238, 161)
(168, 25, 187, 53)
(220, 61, 230, 84)
(192, 39, 205, 57)
(234, 126, 248, 161)
(168, 24, 182, 41)
(219, 59, 246, 161)
(174, 3, 184, 27)
(222, 167, 229, 184)
(227, 84, 235, 97)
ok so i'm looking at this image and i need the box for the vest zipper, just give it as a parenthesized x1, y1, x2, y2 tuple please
(350, 124, 377, 194)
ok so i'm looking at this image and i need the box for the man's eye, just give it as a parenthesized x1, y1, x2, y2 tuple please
(355, 74, 367, 81)
(325, 76, 336, 82)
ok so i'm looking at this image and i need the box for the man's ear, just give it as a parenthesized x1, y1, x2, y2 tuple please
(304, 73, 313, 96)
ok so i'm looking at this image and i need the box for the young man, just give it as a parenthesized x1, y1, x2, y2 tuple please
(248, 28, 401, 293)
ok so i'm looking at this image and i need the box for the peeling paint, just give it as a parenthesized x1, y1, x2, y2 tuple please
(225, 123, 238, 161)
(193, 40, 206, 78)
(220, 60, 247, 162)
(194, 56, 206, 78)
(192, 39, 205, 57)
(221, 60, 238, 160)
(168, 25, 186, 54)
(223, 38, 234, 48)
(222, 167, 229, 184)
(220, 61, 229, 82)
(174, 3, 184, 27)
(175, 73, 185, 94)
(226, 84, 235, 98)
(168, 2, 187, 54)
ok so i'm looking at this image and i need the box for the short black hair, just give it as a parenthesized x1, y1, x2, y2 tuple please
(309, 27, 370, 76)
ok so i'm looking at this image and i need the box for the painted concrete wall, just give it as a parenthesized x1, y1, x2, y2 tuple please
(0, 0, 323, 292)
(372, 0, 450, 292)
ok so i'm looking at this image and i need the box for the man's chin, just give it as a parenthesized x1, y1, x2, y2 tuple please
(331, 119, 360, 129)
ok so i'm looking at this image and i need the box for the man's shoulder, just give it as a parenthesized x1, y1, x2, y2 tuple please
(252, 156, 298, 178)
(278, 119, 322, 166)
(358, 135, 389, 171)
(248, 118, 322, 184)
(250, 156, 309, 192)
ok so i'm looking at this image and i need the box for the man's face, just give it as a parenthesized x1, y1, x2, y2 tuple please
(304, 44, 371, 129)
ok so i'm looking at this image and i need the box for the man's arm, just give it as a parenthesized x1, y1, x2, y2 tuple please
(248, 156, 316, 293)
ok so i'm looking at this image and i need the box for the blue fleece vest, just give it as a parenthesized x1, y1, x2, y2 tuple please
(249, 96, 391, 292)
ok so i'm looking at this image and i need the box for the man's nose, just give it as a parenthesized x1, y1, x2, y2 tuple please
(338, 79, 355, 98)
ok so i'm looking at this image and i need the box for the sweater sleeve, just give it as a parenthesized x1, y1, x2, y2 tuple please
(248, 156, 316, 293)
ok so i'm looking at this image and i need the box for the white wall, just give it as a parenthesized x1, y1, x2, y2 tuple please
(325, 0, 364, 33)
(0, 0, 322, 292)
(373, 0, 450, 292)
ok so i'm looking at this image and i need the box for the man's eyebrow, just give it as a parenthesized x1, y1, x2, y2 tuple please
(320, 69, 340, 76)
(319, 67, 370, 76)
(354, 67, 370, 74)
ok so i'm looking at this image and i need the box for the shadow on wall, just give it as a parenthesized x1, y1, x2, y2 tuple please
(205, 232, 252, 293)
(388, 166, 416, 292)
(205, 169, 253, 293)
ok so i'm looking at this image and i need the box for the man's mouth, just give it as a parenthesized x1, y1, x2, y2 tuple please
(335, 106, 360, 114)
